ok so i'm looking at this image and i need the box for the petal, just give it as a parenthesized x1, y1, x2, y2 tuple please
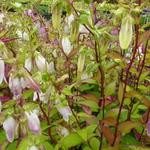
(20, 77, 27, 89)
(58, 106, 72, 122)
(25, 57, 32, 71)
(3, 117, 16, 142)
(26, 74, 40, 92)
(67, 14, 74, 28)
(35, 52, 46, 72)
(29, 145, 39, 150)
(62, 37, 72, 55)
(0, 58, 5, 84)
(26, 112, 40, 134)
(0, 101, 2, 112)
(47, 61, 55, 74)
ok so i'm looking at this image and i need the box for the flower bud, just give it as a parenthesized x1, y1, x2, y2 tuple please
(26, 111, 40, 134)
(62, 37, 73, 55)
(57, 106, 72, 122)
(66, 14, 74, 28)
(47, 61, 55, 74)
(35, 52, 47, 72)
(0, 13, 5, 23)
(60, 127, 69, 137)
(0, 58, 5, 84)
(26, 74, 40, 92)
(3, 117, 17, 142)
(28, 145, 39, 150)
(9, 76, 22, 99)
(25, 57, 32, 72)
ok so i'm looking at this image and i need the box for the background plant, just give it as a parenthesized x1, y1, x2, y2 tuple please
(0, 0, 149, 150)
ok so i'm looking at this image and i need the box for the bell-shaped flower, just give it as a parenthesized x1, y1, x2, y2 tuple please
(0, 13, 5, 23)
(26, 74, 40, 92)
(62, 37, 73, 55)
(60, 127, 69, 137)
(57, 106, 72, 122)
(47, 61, 55, 74)
(24, 9, 36, 21)
(9, 76, 22, 99)
(35, 52, 47, 72)
(3, 117, 17, 142)
(0, 58, 5, 84)
(146, 120, 150, 136)
(25, 111, 40, 134)
(25, 57, 32, 72)
(66, 14, 74, 28)
(33, 92, 48, 103)
(79, 24, 89, 34)
(16, 30, 29, 41)
(28, 145, 39, 150)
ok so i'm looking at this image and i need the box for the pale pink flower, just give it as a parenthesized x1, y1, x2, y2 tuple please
(60, 127, 69, 137)
(62, 37, 73, 55)
(28, 145, 38, 150)
(26, 74, 40, 92)
(146, 120, 150, 136)
(0, 13, 5, 23)
(0, 58, 5, 84)
(35, 52, 47, 72)
(57, 106, 72, 122)
(26, 111, 40, 134)
(9, 76, 22, 99)
(25, 57, 32, 72)
(3, 117, 17, 142)
(47, 61, 55, 74)
(66, 14, 74, 28)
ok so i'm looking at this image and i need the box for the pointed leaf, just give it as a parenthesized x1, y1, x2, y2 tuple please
(119, 14, 133, 49)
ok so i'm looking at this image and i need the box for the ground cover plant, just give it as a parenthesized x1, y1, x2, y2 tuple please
(0, 0, 150, 149)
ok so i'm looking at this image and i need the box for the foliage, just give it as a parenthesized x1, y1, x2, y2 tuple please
(0, 0, 149, 150)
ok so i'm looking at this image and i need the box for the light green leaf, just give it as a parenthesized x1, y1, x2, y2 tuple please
(61, 133, 83, 149)
(119, 14, 133, 49)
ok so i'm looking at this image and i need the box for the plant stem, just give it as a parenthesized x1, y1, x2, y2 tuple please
(112, 20, 140, 146)
(127, 40, 149, 120)
(37, 93, 57, 144)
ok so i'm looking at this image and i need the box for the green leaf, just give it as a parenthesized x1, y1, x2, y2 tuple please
(61, 133, 83, 149)
(78, 100, 99, 112)
(90, 137, 100, 150)
(51, 1, 62, 30)
(119, 14, 133, 49)
(77, 53, 85, 78)
(77, 128, 88, 141)
(105, 81, 116, 96)
(43, 142, 54, 150)
(17, 138, 29, 150)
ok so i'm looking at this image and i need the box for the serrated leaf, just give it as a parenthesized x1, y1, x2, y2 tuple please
(119, 14, 133, 49)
